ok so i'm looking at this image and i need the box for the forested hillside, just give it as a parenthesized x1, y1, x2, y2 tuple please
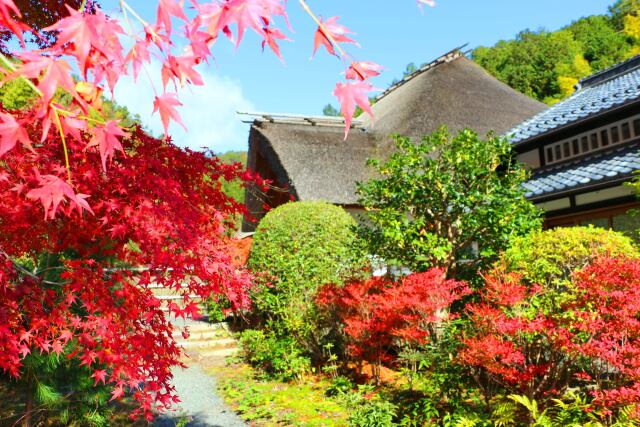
(473, 0, 640, 105)
(217, 151, 248, 231)
(217, 150, 247, 207)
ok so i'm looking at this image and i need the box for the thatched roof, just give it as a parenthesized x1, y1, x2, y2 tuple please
(365, 55, 545, 140)
(249, 121, 390, 205)
(245, 49, 546, 207)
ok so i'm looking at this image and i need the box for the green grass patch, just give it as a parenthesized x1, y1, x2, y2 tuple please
(215, 360, 349, 426)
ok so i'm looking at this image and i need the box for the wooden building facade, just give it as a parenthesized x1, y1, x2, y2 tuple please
(508, 55, 640, 236)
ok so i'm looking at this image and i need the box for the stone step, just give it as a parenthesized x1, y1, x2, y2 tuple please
(176, 337, 238, 350)
(155, 294, 202, 301)
(173, 329, 232, 341)
(160, 300, 206, 313)
(150, 289, 207, 299)
(171, 321, 230, 333)
(191, 347, 240, 359)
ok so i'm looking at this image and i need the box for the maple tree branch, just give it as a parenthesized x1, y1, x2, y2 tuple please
(0, 249, 68, 286)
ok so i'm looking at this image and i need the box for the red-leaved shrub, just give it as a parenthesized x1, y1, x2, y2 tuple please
(317, 268, 470, 383)
(460, 257, 640, 415)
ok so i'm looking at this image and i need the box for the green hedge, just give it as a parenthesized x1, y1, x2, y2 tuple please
(247, 201, 368, 356)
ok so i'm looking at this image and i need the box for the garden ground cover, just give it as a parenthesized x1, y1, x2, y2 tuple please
(215, 359, 350, 426)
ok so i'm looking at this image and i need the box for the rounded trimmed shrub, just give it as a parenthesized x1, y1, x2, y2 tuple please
(247, 201, 368, 355)
(503, 225, 638, 287)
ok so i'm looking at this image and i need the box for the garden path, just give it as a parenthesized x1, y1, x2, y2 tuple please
(154, 318, 246, 427)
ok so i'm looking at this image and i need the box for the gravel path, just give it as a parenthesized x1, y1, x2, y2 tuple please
(153, 363, 247, 427)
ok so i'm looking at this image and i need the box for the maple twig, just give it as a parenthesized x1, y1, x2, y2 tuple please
(53, 109, 72, 183)
(119, 1, 159, 97)
(298, 0, 348, 59)
(120, 0, 152, 30)
(53, 105, 106, 126)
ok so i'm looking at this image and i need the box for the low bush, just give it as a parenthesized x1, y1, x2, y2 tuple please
(459, 256, 640, 423)
(204, 294, 231, 323)
(325, 375, 354, 397)
(248, 201, 368, 358)
(238, 329, 311, 381)
(503, 226, 637, 287)
(317, 268, 470, 384)
(342, 386, 398, 427)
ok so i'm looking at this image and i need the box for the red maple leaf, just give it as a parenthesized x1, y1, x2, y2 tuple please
(26, 174, 93, 219)
(59, 115, 87, 144)
(59, 330, 73, 343)
(161, 55, 204, 90)
(261, 18, 289, 62)
(110, 385, 125, 401)
(333, 80, 376, 139)
(19, 330, 32, 342)
(156, 0, 187, 35)
(45, 6, 98, 76)
(346, 61, 383, 81)
(51, 340, 64, 356)
(126, 41, 152, 81)
(153, 93, 186, 135)
(224, 0, 287, 47)
(0, 112, 32, 157)
(91, 369, 108, 386)
(0, 0, 28, 46)
(16, 53, 76, 105)
(18, 345, 30, 358)
(86, 120, 129, 172)
(312, 16, 359, 58)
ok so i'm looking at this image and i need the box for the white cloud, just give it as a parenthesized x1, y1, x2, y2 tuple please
(114, 62, 255, 153)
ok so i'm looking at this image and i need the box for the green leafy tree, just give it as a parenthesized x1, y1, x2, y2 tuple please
(473, 30, 590, 105)
(503, 226, 638, 288)
(609, 0, 640, 30)
(0, 77, 37, 109)
(218, 150, 247, 204)
(568, 15, 629, 70)
(322, 103, 340, 116)
(357, 128, 541, 277)
(216, 151, 247, 231)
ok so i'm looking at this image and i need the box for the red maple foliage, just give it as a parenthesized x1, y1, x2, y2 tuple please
(0, 0, 428, 419)
(459, 258, 640, 414)
(317, 269, 470, 384)
(0, 108, 260, 419)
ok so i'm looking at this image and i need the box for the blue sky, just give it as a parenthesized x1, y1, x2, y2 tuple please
(103, 0, 614, 153)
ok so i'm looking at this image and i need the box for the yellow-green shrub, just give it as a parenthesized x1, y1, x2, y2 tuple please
(502, 226, 637, 287)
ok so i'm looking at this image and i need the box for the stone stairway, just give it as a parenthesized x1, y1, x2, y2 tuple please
(148, 283, 240, 363)
(148, 283, 204, 314)
(172, 319, 240, 364)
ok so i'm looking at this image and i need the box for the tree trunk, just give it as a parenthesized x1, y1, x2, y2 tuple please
(23, 375, 33, 427)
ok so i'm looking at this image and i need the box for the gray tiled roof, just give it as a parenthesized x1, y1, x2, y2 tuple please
(508, 55, 640, 145)
(523, 144, 640, 199)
